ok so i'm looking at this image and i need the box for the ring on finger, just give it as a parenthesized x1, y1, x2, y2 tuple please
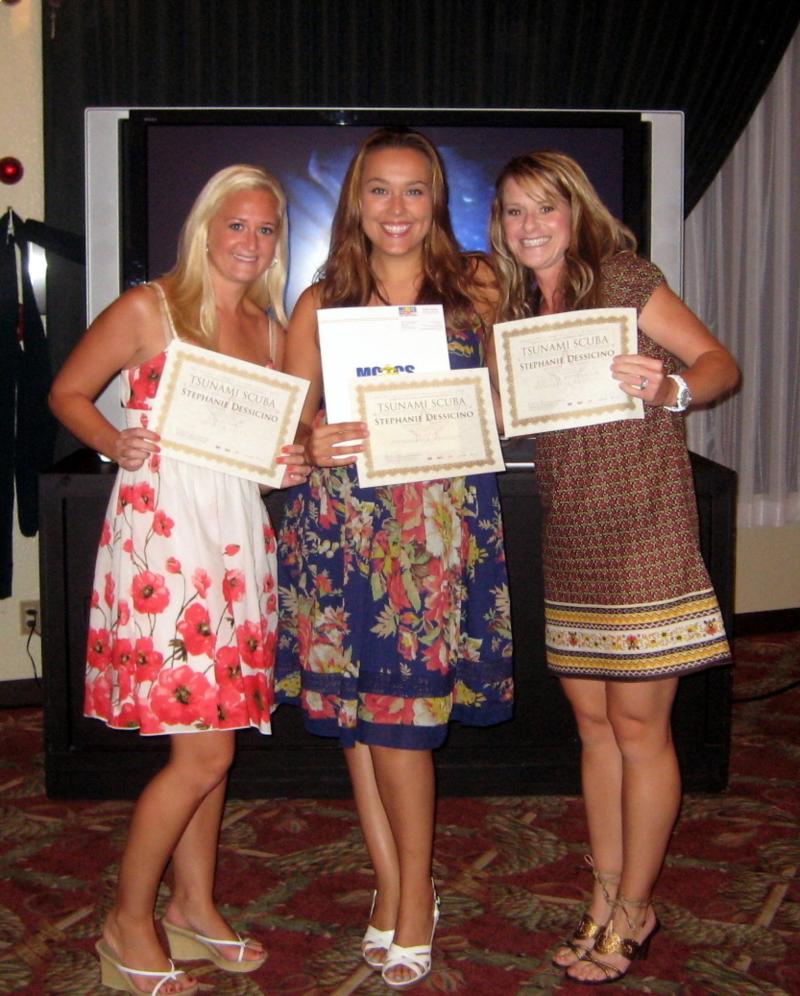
(639, 376, 649, 391)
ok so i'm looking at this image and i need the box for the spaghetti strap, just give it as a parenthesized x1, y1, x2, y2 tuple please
(148, 281, 179, 349)
(267, 315, 277, 367)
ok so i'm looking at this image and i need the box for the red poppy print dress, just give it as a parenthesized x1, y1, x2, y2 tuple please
(84, 285, 278, 735)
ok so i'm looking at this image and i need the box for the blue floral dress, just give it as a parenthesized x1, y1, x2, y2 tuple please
(277, 310, 513, 749)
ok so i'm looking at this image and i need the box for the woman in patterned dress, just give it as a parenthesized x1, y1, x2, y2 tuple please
(49, 166, 309, 995)
(489, 151, 739, 985)
(278, 128, 513, 988)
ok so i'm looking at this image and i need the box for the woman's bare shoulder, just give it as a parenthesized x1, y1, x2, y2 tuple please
(295, 283, 325, 310)
(88, 283, 164, 341)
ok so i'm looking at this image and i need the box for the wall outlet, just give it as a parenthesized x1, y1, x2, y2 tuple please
(20, 600, 40, 637)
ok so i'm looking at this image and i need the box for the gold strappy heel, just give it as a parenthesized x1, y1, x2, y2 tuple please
(551, 856, 620, 968)
(566, 894, 659, 986)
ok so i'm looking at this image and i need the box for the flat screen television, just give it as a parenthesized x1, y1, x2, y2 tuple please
(85, 106, 684, 427)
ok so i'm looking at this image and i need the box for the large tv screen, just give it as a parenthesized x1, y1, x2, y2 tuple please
(85, 106, 683, 426)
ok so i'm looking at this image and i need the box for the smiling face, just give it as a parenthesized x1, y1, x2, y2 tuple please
(358, 147, 434, 263)
(205, 187, 280, 286)
(500, 176, 572, 280)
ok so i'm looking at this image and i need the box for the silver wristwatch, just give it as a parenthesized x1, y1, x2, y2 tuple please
(664, 373, 692, 412)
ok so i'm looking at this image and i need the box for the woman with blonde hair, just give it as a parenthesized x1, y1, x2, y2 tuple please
(50, 164, 308, 994)
(491, 150, 738, 986)
(278, 128, 512, 989)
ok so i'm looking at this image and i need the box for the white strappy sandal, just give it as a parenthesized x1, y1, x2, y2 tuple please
(362, 889, 395, 970)
(381, 885, 440, 990)
(96, 939, 198, 995)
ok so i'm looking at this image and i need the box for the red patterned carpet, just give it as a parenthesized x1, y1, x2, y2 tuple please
(0, 631, 798, 994)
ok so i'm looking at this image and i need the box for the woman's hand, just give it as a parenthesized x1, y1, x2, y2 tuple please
(306, 420, 368, 467)
(276, 443, 312, 488)
(112, 427, 160, 471)
(610, 354, 672, 406)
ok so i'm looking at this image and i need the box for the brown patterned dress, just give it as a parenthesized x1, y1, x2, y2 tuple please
(535, 253, 730, 680)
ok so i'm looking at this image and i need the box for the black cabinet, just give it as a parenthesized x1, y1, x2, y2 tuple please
(40, 449, 735, 800)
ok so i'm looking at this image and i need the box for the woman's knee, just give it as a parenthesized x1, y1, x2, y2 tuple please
(570, 701, 615, 747)
(605, 679, 678, 757)
(607, 709, 672, 759)
(168, 732, 235, 793)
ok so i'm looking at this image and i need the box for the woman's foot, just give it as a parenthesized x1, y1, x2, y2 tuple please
(552, 857, 620, 968)
(362, 890, 396, 970)
(381, 882, 440, 989)
(101, 911, 197, 994)
(565, 898, 658, 985)
(162, 900, 266, 969)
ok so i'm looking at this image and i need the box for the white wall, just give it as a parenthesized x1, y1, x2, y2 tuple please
(0, 0, 44, 681)
(736, 525, 800, 614)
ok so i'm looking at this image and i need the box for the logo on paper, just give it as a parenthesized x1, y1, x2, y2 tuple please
(355, 364, 416, 377)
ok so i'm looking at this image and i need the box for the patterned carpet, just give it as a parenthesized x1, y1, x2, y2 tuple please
(0, 631, 798, 994)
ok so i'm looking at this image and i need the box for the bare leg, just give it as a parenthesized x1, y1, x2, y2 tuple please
(102, 730, 236, 993)
(345, 743, 400, 937)
(164, 750, 265, 962)
(568, 678, 678, 983)
(369, 745, 436, 986)
(553, 678, 622, 966)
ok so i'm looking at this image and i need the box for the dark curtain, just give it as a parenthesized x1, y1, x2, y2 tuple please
(42, 0, 799, 389)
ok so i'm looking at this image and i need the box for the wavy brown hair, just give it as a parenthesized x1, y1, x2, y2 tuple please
(318, 128, 486, 321)
(489, 150, 637, 319)
(165, 164, 289, 346)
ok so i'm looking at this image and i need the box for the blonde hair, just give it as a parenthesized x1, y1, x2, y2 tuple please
(490, 150, 637, 319)
(165, 164, 288, 344)
(319, 128, 480, 320)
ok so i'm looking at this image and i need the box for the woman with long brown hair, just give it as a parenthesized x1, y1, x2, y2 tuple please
(278, 128, 512, 989)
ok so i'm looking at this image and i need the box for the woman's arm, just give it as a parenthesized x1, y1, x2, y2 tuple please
(611, 283, 740, 408)
(282, 285, 366, 466)
(267, 318, 311, 488)
(282, 286, 325, 443)
(467, 256, 506, 432)
(48, 285, 164, 468)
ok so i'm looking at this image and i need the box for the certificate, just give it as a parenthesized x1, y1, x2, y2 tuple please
(493, 308, 643, 436)
(352, 368, 504, 487)
(318, 304, 451, 424)
(148, 340, 310, 487)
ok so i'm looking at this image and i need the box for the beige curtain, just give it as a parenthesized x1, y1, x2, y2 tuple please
(684, 29, 800, 527)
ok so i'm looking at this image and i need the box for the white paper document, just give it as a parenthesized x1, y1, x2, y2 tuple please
(493, 307, 643, 436)
(148, 340, 310, 487)
(318, 304, 451, 424)
(351, 368, 504, 487)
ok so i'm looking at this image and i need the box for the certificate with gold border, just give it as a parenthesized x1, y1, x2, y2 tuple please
(493, 307, 643, 436)
(148, 340, 310, 487)
(352, 368, 504, 487)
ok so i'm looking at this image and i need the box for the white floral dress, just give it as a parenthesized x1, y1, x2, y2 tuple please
(84, 285, 278, 734)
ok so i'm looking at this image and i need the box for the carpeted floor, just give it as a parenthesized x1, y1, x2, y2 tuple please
(0, 631, 798, 994)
